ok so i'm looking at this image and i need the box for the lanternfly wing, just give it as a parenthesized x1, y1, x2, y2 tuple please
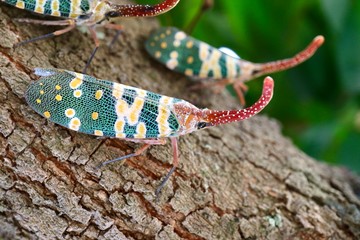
(145, 27, 241, 79)
(25, 69, 181, 139)
(2, 0, 91, 18)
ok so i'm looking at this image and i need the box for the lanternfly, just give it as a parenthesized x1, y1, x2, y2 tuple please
(25, 68, 274, 194)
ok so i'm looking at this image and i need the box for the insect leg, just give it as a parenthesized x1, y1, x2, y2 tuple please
(82, 23, 125, 73)
(96, 138, 167, 169)
(96, 143, 152, 169)
(233, 80, 249, 106)
(14, 19, 76, 47)
(14, 19, 71, 26)
(83, 27, 100, 73)
(155, 137, 179, 196)
(104, 23, 124, 48)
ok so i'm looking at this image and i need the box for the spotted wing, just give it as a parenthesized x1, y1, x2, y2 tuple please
(3, 0, 90, 18)
(25, 69, 182, 139)
(145, 27, 241, 80)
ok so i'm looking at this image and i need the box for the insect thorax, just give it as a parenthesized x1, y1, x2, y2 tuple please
(76, 1, 113, 25)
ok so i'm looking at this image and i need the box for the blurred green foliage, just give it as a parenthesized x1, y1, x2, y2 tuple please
(138, 0, 360, 172)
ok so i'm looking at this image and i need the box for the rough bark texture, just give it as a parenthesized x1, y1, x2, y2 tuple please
(1, 4, 360, 240)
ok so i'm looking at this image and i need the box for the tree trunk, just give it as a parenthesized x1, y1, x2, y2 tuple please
(1, 4, 360, 240)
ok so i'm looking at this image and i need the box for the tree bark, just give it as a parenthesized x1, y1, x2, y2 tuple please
(1, 4, 360, 240)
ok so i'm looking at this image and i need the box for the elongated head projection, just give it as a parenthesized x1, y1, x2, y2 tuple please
(107, 0, 180, 18)
(25, 68, 274, 195)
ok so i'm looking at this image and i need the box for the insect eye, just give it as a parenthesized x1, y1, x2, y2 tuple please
(106, 11, 121, 18)
(197, 122, 209, 129)
(78, 14, 91, 20)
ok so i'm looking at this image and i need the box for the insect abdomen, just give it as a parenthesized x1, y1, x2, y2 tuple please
(145, 27, 241, 80)
(3, 0, 91, 18)
(25, 69, 181, 139)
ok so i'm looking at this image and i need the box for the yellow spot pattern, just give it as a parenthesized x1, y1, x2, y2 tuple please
(69, 76, 83, 89)
(226, 55, 237, 78)
(52, 10, 60, 16)
(73, 90, 82, 98)
(65, 108, 75, 118)
(44, 111, 51, 119)
(55, 85, 61, 90)
(161, 42, 167, 49)
(69, 117, 81, 131)
(155, 51, 161, 58)
(186, 41, 194, 49)
(70, 0, 81, 18)
(173, 40, 181, 47)
(128, 98, 144, 125)
(199, 48, 223, 78)
(51, 0, 59, 15)
(170, 51, 178, 59)
(112, 83, 124, 99)
(95, 90, 103, 100)
(40, 90, 44, 95)
(199, 43, 210, 61)
(174, 31, 186, 41)
(116, 132, 126, 138)
(114, 119, 125, 132)
(115, 100, 129, 116)
(94, 130, 103, 136)
(185, 69, 194, 76)
(34, 0, 45, 14)
(156, 96, 171, 137)
(36, 99, 41, 104)
(187, 56, 194, 64)
(55, 94, 62, 101)
(35, 6, 44, 13)
(134, 122, 147, 138)
(166, 59, 178, 70)
(199, 62, 210, 78)
(91, 112, 99, 120)
(15, 1, 25, 9)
